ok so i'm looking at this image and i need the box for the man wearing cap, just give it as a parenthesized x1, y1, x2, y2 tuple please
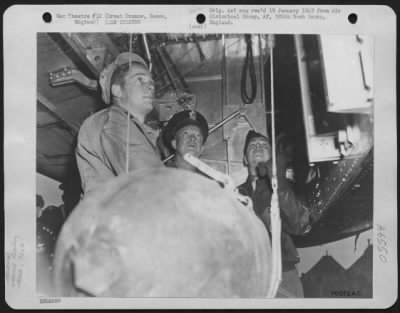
(162, 110, 208, 172)
(76, 52, 162, 195)
(237, 130, 311, 298)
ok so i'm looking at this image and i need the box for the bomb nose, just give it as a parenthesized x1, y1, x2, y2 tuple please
(53, 168, 272, 297)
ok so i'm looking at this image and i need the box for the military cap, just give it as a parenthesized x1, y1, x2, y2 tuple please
(163, 110, 209, 152)
(99, 52, 148, 105)
(243, 130, 271, 155)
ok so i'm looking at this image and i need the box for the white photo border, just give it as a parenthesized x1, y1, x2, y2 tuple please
(4, 4, 397, 309)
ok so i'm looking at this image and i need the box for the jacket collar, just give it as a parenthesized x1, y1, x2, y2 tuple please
(238, 175, 255, 196)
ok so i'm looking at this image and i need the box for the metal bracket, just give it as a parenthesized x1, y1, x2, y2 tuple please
(86, 47, 107, 72)
(153, 92, 196, 122)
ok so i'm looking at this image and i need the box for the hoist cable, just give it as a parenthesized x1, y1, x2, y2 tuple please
(240, 34, 257, 105)
(266, 34, 282, 298)
(125, 33, 133, 173)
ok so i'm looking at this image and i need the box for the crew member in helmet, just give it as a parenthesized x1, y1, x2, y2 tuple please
(162, 110, 209, 173)
(76, 52, 163, 195)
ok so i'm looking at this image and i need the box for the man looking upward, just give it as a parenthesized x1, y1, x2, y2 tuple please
(76, 52, 162, 195)
(238, 130, 311, 298)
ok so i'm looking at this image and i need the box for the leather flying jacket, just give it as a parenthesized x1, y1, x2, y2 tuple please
(237, 160, 311, 271)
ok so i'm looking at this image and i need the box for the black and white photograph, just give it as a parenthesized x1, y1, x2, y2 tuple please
(4, 5, 397, 309)
(35, 31, 375, 298)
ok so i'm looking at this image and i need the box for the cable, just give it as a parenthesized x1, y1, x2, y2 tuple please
(125, 33, 133, 173)
(240, 34, 257, 105)
(266, 34, 282, 299)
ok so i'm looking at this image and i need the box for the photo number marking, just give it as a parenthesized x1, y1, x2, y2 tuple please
(376, 224, 388, 263)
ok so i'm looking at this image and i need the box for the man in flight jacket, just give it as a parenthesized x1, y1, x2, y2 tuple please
(238, 130, 311, 298)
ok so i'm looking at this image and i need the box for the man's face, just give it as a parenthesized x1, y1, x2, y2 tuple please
(245, 137, 272, 169)
(120, 64, 155, 114)
(172, 125, 204, 158)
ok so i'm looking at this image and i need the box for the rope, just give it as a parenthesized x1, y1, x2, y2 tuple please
(266, 34, 282, 298)
(240, 34, 257, 104)
(125, 33, 133, 173)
